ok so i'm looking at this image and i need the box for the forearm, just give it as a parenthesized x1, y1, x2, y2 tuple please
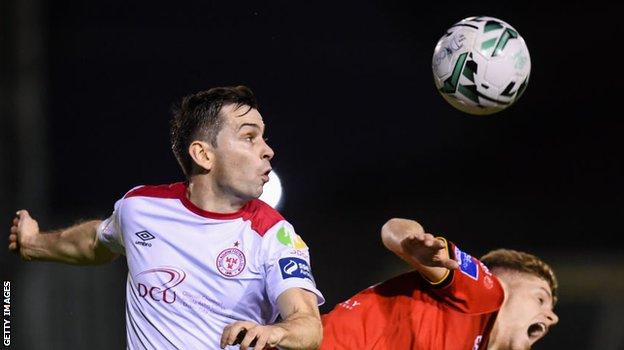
(23, 220, 117, 265)
(274, 311, 322, 350)
(381, 218, 450, 283)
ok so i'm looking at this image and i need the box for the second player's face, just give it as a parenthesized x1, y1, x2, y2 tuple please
(490, 272, 559, 350)
(211, 104, 274, 201)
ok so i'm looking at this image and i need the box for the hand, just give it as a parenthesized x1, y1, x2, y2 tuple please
(400, 231, 459, 270)
(8, 210, 40, 261)
(221, 320, 286, 350)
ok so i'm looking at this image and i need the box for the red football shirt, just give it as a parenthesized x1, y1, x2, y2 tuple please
(321, 241, 504, 350)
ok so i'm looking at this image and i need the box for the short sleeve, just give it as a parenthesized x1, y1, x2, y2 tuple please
(262, 221, 325, 308)
(96, 199, 125, 255)
(429, 240, 504, 314)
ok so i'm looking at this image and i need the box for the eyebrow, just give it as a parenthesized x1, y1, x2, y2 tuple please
(538, 286, 553, 304)
(238, 123, 265, 133)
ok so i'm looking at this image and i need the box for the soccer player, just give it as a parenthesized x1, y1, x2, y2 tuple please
(8, 86, 324, 350)
(321, 218, 559, 350)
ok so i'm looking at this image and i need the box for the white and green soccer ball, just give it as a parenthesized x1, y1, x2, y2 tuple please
(432, 16, 531, 115)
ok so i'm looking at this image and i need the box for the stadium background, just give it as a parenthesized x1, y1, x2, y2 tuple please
(1, 1, 622, 349)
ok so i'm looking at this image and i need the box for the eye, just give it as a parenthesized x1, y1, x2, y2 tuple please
(537, 297, 544, 305)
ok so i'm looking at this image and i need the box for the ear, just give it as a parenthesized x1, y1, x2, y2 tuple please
(188, 140, 215, 172)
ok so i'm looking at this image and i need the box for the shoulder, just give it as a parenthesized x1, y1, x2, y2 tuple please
(373, 271, 428, 297)
(241, 199, 285, 237)
(123, 182, 185, 199)
(110, 183, 185, 218)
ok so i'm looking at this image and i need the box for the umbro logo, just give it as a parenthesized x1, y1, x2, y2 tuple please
(135, 231, 155, 241)
(135, 231, 155, 247)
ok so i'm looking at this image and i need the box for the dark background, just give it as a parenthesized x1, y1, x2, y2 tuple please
(1, 1, 623, 349)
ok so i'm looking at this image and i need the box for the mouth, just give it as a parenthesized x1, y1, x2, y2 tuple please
(527, 322, 547, 341)
(261, 168, 272, 183)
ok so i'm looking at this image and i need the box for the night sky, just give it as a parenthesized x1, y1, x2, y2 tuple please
(47, 1, 623, 252)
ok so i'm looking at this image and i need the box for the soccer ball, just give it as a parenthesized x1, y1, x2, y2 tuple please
(432, 16, 531, 115)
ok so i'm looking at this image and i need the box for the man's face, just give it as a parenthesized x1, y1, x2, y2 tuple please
(210, 104, 274, 201)
(489, 271, 559, 350)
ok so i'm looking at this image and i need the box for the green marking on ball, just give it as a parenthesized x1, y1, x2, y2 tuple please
(481, 38, 497, 51)
(492, 28, 519, 57)
(484, 20, 503, 32)
(440, 52, 468, 93)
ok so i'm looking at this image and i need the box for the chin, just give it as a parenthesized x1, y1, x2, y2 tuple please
(249, 187, 263, 200)
(510, 337, 532, 350)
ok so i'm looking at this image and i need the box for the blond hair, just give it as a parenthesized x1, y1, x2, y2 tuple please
(480, 249, 558, 305)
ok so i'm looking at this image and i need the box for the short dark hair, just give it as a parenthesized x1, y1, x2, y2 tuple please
(481, 248, 559, 305)
(170, 85, 258, 177)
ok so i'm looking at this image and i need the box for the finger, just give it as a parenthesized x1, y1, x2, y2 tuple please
(223, 322, 251, 347)
(412, 229, 425, 240)
(423, 233, 435, 247)
(239, 328, 259, 350)
(253, 332, 270, 350)
(441, 258, 460, 270)
(10, 226, 17, 234)
(9, 234, 17, 243)
(8, 242, 17, 251)
(13, 217, 19, 226)
(430, 237, 446, 249)
(405, 233, 424, 245)
(220, 324, 235, 348)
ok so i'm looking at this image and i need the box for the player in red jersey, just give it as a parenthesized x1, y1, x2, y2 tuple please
(322, 218, 559, 350)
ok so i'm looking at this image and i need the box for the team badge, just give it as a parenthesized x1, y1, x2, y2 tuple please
(216, 248, 246, 277)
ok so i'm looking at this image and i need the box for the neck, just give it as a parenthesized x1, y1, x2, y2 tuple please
(486, 322, 501, 349)
(187, 176, 248, 213)
(487, 275, 510, 350)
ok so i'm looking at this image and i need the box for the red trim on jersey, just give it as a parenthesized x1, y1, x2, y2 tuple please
(124, 182, 284, 234)
(124, 183, 182, 199)
(241, 199, 284, 236)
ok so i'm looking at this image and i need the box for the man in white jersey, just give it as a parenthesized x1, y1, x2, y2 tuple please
(8, 86, 324, 349)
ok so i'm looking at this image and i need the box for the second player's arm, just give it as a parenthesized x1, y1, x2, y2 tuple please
(381, 218, 458, 283)
(9, 210, 118, 265)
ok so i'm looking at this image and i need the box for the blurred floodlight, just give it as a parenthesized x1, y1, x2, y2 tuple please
(260, 170, 283, 209)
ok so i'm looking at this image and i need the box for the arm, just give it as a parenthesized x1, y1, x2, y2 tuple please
(381, 218, 458, 283)
(8, 210, 119, 265)
(220, 288, 322, 350)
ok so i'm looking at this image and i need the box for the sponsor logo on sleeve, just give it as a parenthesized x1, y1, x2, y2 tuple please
(276, 227, 308, 249)
(288, 249, 310, 259)
(479, 261, 492, 276)
(454, 246, 479, 280)
(279, 257, 314, 281)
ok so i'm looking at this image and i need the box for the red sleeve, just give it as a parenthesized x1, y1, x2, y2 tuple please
(427, 240, 504, 315)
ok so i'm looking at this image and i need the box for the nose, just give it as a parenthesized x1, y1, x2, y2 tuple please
(546, 310, 559, 326)
(262, 140, 274, 161)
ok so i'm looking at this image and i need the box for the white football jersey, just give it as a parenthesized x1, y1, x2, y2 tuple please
(97, 182, 324, 349)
